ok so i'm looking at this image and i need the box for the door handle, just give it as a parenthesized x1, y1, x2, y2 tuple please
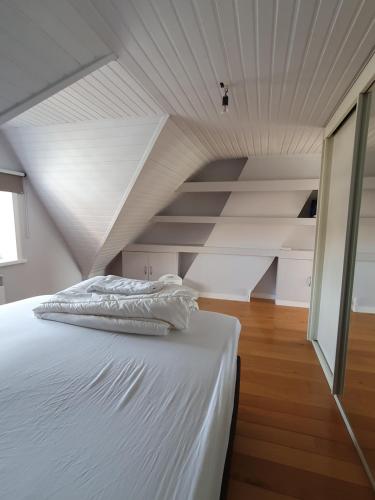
(149, 265, 153, 276)
(144, 265, 147, 276)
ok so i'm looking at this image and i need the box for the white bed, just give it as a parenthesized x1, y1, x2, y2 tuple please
(0, 296, 240, 500)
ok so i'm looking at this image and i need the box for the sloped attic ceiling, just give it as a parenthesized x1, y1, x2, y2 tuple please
(6, 60, 162, 127)
(3, 116, 167, 276)
(71, 0, 375, 154)
(4, 0, 375, 155)
(2, 56, 216, 277)
(1, 0, 375, 277)
(89, 117, 214, 275)
(0, 0, 113, 124)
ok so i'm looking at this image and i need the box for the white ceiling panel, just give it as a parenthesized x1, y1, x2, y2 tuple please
(6, 0, 374, 153)
(3, 116, 166, 275)
(0, 0, 112, 119)
(1, 0, 375, 274)
(81, 0, 375, 130)
(5, 60, 162, 127)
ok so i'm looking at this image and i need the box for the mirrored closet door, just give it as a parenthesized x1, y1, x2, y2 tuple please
(340, 83, 375, 484)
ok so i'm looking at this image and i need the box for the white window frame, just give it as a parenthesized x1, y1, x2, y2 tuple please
(0, 192, 26, 268)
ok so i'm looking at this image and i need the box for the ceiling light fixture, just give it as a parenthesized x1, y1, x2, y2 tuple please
(220, 82, 229, 113)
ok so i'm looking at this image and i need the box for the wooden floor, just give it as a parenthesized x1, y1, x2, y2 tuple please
(198, 298, 374, 500)
(342, 311, 375, 475)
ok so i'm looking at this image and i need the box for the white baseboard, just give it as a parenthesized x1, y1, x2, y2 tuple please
(251, 292, 275, 301)
(275, 299, 310, 308)
(199, 293, 309, 306)
(199, 291, 250, 302)
(351, 297, 375, 313)
(353, 305, 375, 314)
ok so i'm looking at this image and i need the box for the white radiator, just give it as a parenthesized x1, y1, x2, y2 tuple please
(0, 276, 5, 305)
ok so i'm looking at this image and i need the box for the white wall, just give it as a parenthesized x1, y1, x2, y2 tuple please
(134, 159, 247, 252)
(184, 155, 320, 299)
(0, 135, 81, 302)
(91, 117, 213, 275)
(4, 116, 165, 276)
(184, 254, 274, 302)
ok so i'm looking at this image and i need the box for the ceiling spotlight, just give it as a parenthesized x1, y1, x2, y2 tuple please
(220, 82, 229, 113)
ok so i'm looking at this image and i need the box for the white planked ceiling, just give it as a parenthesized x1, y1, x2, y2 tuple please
(90, 117, 214, 275)
(3, 116, 166, 276)
(0, 0, 112, 120)
(3, 0, 375, 155)
(72, 0, 375, 153)
(5, 60, 162, 127)
(1, 0, 375, 273)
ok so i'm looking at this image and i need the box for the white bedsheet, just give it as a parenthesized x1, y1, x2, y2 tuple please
(0, 296, 240, 500)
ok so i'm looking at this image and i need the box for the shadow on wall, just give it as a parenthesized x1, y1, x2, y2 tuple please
(105, 158, 247, 276)
(106, 154, 320, 302)
(251, 258, 278, 300)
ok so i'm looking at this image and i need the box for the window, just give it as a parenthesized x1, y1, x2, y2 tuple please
(0, 191, 19, 264)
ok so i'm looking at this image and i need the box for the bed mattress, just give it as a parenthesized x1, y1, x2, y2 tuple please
(0, 296, 240, 500)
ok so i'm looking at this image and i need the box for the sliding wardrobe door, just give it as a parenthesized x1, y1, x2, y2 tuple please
(340, 85, 375, 485)
(314, 111, 357, 372)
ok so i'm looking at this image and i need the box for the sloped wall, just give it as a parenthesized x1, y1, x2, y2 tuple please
(135, 158, 247, 247)
(90, 117, 214, 275)
(4, 116, 166, 276)
(0, 135, 81, 301)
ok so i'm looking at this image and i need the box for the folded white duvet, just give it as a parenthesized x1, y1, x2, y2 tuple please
(33, 277, 199, 333)
(36, 313, 171, 335)
(87, 275, 164, 295)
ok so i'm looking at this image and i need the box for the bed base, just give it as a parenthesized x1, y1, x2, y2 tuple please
(220, 355, 241, 500)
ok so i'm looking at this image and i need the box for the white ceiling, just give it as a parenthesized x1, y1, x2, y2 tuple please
(1, 0, 375, 273)
(4, 0, 375, 155)
(0, 0, 112, 119)
(5, 60, 162, 127)
(76, 0, 374, 126)
(79, 0, 375, 154)
(3, 116, 165, 275)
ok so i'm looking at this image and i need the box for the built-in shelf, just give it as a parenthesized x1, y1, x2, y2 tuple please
(125, 244, 315, 260)
(126, 244, 375, 262)
(0, 168, 25, 177)
(177, 177, 375, 192)
(152, 215, 317, 226)
(178, 178, 320, 192)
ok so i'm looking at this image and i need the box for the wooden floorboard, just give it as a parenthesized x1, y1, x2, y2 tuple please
(198, 298, 375, 500)
(341, 311, 375, 476)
